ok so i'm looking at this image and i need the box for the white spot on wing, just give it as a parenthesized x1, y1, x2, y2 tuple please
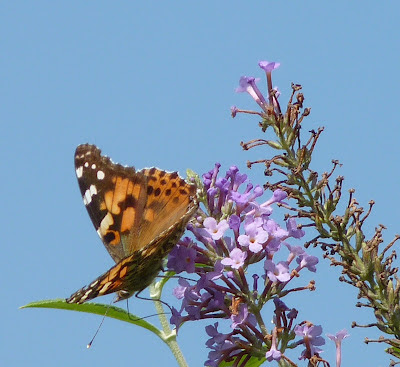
(91, 163, 96, 169)
(97, 170, 105, 180)
(76, 166, 83, 178)
(100, 282, 112, 293)
(83, 191, 91, 205)
(100, 212, 114, 231)
(83, 184, 97, 205)
(82, 290, 92, 300)
(90, 184, 97, 196)
(84, 162, 89, 167)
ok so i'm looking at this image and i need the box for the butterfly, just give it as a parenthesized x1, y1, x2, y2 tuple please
(66, 144, 198, 304)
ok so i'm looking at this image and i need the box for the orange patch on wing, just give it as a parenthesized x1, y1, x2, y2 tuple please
(126, 180, 134, 195)
(144, 208, 155, 222)
(119, 266, 128, 278)
(121, 207, 135, 232)
(108, 279, 122, 290)
(104, 190, 117, 213)
(108, 265, 121, 281)
(113, 177, 129, 211)
(131, 181, 141, 201)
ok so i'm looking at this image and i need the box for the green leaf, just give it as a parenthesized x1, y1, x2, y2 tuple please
(21, 299, 165, 341)
(217, 356, 265, 367)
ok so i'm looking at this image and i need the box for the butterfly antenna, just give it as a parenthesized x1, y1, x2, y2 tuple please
(87, 300, 112, 349)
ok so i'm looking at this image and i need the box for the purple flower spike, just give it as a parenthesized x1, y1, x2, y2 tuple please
(258, 60, 281, 72)
(221, 248, 247, 269)
(170, 163, 315, 366)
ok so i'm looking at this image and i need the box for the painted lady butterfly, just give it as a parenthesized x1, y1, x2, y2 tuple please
(66, 144, 198, 304)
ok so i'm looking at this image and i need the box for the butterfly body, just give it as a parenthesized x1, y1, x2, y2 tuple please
(66, 144, 198, 304)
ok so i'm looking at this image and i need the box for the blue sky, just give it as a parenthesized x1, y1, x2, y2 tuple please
(2, 2, 399, 366)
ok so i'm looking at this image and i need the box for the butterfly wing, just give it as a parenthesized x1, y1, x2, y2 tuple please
(67, 144, 198, 304)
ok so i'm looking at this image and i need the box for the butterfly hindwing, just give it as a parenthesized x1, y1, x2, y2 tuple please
(129, 167, 197, 252)
(66, 144, 198, 304)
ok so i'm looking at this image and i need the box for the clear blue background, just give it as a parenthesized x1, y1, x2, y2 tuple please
(2, 2, 399, 366)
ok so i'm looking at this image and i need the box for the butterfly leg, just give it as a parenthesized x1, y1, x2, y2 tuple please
(134, 289, 173, 313)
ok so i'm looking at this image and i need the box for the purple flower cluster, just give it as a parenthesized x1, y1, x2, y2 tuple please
(167, 163, 321, 365)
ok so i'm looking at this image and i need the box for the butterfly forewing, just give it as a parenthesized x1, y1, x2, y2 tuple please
(74, 144, 148, 263)
(67, 144, 198, 304)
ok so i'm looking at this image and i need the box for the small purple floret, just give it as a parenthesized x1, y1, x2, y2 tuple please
(258, 60, 281, 72)
(221, 248, 247, 269)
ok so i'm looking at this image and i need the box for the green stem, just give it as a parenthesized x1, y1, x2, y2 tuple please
(150, 282, 189, 367)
